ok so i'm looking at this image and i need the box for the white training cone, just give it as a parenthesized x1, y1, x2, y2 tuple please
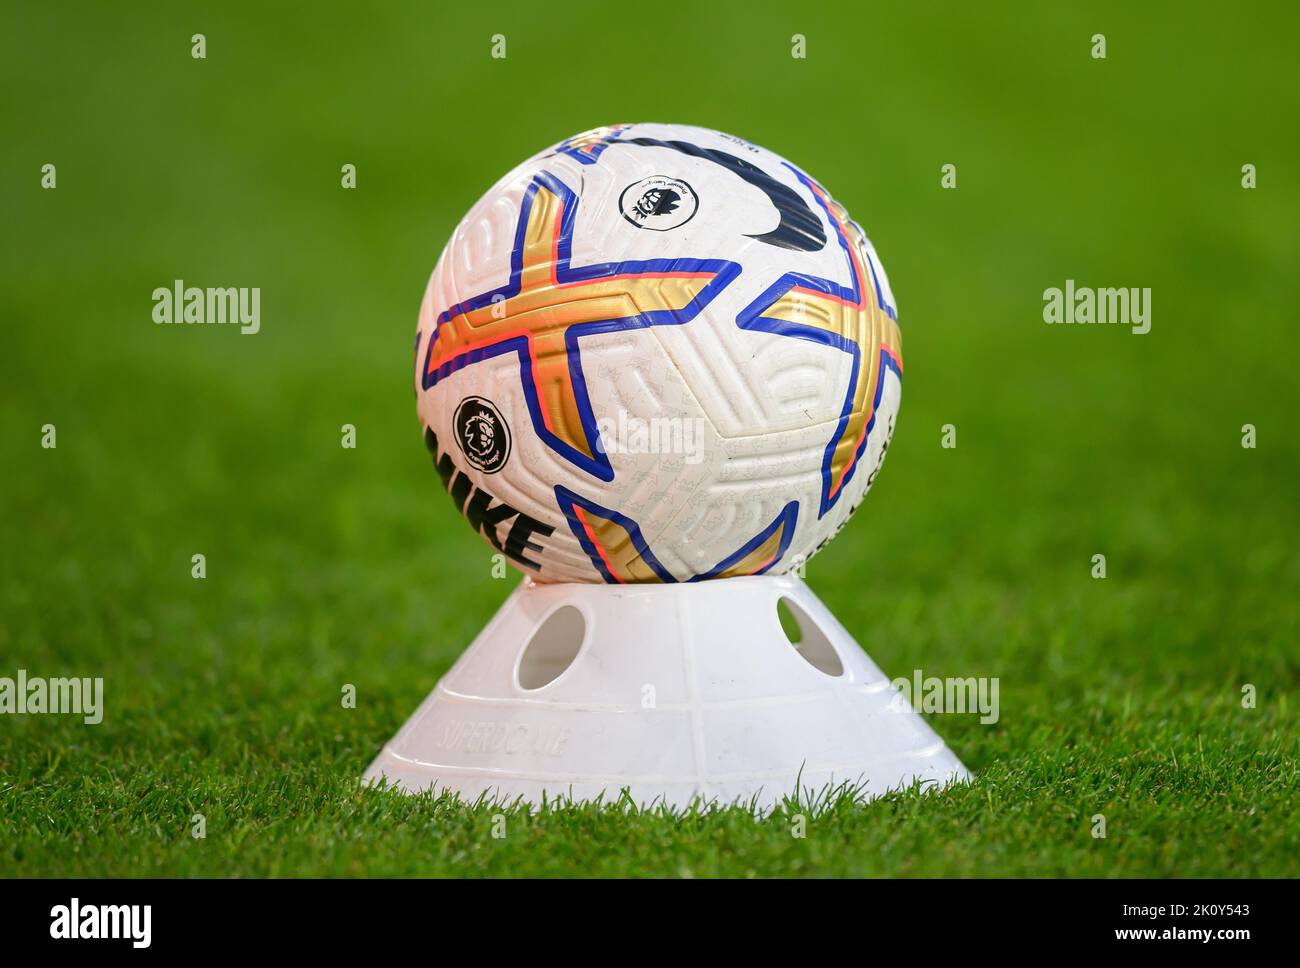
(364, 573, 970, 810)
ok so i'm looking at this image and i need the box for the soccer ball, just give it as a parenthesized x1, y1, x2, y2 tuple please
(415, 123, 902, 584)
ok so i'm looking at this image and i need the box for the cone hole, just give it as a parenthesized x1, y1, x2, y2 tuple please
(777, 597, 844, 677)
(517, 605, 586, 690)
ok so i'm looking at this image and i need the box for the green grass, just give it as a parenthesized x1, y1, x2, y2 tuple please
(2, 0, 1298, 877)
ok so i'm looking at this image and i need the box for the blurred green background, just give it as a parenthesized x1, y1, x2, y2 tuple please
(1, 1, 1297, 876)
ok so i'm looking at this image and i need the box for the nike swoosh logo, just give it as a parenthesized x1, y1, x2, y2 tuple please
(590, 136, 828, 252)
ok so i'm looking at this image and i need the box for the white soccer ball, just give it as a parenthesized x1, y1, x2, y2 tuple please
(415, 123, 902, 584)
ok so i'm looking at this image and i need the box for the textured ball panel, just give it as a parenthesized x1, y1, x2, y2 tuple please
(415, 123, 902, 583)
